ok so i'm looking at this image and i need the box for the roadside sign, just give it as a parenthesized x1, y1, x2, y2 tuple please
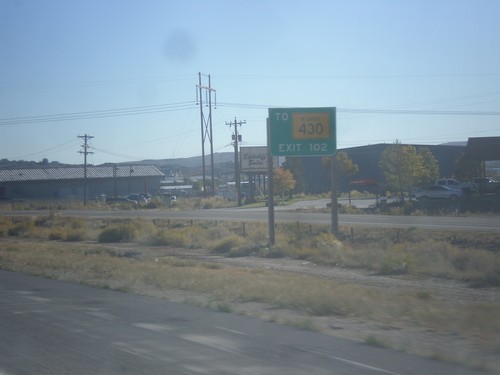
(240, 146, 278, 173)
(269, 107, 336, 157)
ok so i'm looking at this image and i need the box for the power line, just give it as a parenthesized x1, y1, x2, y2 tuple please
(0, 75, 194, 92)
(0, 102, 197, 126)
(11, 137, 80, 160)
(339, 108, 500, 116)
(214, 72, 500, 80)
(216, 102, 500, 115)
(1, 100, 499, 128)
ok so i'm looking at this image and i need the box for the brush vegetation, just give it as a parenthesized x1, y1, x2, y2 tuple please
(1, 214, 499, 372)
(1, 215, 499, 286)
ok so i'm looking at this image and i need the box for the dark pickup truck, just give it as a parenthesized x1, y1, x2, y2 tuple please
(473, 177, 500, 194)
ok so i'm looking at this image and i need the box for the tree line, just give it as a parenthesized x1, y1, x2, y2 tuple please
(275, 140, 483, 201)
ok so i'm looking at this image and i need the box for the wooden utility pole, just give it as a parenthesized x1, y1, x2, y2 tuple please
(78, 134, 94, 206)
(331, 155, 339, 236)
(227, 118, 245, 206)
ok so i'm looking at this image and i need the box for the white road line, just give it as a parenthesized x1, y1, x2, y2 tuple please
(86, 310, 116, 320)
(213, 325, 249, 336)
(112, 342, 157, 361)
(133, 323, 173, 333)
(179, 334, 240, 355)
(301, 347, 405, 375)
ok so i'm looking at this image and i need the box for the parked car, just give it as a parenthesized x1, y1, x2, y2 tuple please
(127, 194, 148, 203)
(106, 196, 137, 205)
(138, 193, 152, 202)
(435, 178, 475, 195)
(472, 177, 500, 194)
(416, 185, 463, 200)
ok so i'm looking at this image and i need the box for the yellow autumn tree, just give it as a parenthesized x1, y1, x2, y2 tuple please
(273, 167, 296, 204)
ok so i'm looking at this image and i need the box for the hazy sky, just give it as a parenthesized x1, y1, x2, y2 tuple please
(1, 0, 499, 165)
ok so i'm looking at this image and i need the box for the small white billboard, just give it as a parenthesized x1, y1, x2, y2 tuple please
(240, 147, 278, 173)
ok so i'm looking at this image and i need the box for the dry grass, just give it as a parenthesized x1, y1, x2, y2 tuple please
(1, 239, 498, 342)
(1, 213, 499, 372)
(1, 216, 499, 287)
(1, 229, 499, 372)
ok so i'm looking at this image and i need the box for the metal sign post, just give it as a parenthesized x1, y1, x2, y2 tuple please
(266, 119, 275, 245)
(269, 107, 338, 236)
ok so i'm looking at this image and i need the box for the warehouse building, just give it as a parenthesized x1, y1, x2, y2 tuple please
(0, 165, 164, 200)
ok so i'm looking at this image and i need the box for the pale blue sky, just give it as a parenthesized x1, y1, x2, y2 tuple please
(1, 0, 499, 164)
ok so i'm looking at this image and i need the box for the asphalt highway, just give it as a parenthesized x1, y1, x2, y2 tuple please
(2, 205, 500, 232)
(0, 270, 493, 375)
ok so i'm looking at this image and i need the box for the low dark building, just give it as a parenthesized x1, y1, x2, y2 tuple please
(0, 165, 164, 200)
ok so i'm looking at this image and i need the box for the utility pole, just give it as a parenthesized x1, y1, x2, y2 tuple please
(330, 155, 339, 236)
(113, 165, 118, 197)
(78, 134, 94, 206)
(227, 117, 245, 206)
(196, 73, 216, 197)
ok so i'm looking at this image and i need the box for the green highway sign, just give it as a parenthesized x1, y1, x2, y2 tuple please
(269, 107, 336, 157)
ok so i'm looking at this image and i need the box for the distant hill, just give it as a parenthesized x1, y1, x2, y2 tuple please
(99, 152, 235, 178)
(0, 153, 236, 178)
(439, 141, 467, 146)
(0, 158, 69, 169)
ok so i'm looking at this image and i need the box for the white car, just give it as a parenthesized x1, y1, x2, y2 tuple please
(435, 178, 475, 194)
(416, 185, 463, 200)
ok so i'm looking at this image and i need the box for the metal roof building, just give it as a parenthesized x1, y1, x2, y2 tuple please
(465, 137, 500, 162)
(0, 165, 164, 200)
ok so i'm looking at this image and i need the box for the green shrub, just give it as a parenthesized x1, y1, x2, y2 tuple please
(227, 244, 259, 258)
(48, 228, 64, 240)
(98, 224, 136, 243)
(150, 228, 190, 247)
(339, 205, 363, 214)
(7, 221, 34, 237)
(146, 226, 207, 248)
(259, 246, 286, 258)
(194, 196, 230, 209)
(0, 217, 10, 237)
(211, 235, 246, 254)
(64, 229, 85, 242)
(376, 244, 414, 275)
(35, 215, 56, 228)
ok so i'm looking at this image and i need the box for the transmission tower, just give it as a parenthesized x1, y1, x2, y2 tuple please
(78, 134, 94, 206)
(196, 73, 216, 196)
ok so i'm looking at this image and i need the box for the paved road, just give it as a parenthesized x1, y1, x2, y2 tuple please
(2, 205, 500, 232)
(0, 270, 492, 375)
